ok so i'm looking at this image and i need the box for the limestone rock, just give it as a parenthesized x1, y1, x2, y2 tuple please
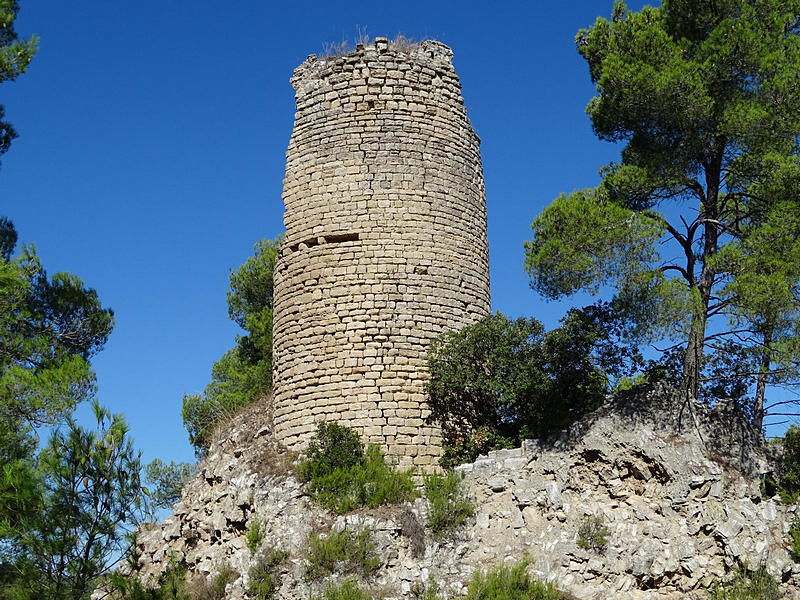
(124, 385, 800, 600)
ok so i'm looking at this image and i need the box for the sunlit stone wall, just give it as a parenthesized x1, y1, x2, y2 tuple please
(272, 38, 490, 467)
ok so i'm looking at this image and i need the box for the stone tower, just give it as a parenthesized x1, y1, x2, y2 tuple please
(272, 38, 490, 468)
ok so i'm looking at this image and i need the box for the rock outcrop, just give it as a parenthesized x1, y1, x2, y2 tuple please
(132, 387, 800, 599)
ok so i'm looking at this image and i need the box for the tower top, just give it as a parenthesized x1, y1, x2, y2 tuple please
(291, 38, 455, 90)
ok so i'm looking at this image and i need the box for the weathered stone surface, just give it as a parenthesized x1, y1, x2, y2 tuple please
(126, 388, 800, 600)
(272, 38, 491, 468)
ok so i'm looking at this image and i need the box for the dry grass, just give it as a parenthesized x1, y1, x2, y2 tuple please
(321, 39, 353, 58)
(184, 564, 239, 600)
(397, 508, 426, 558)
(389, 34, 418, 53)
(202, 394, 297, 479)
(320, 32, 422, 58)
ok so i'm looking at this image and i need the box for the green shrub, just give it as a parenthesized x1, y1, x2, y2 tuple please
(789, 516, 800, 562)
(427, 310, 616, 466)
(297, 422, 417, 513)
(424, 470, 474, 539)
(312, 579, 374, 600)
(708, 566, 780, 600)
(247, 519, 264, 554)
(464, 558, 563, 600)
(105, 560, 237, 600)
(248, 548, 288, 600)
(411, 575, 444, 600)
(156, 557, 190, 600)
(107, 557, 191, 600)
(297, 422, 364, 480)
(106, 572, 163, 600)
(774, 425, 800, 503)
(304, 527, 380, 581)
(576, 515, 609, 552)
(209, 564, 237, 599)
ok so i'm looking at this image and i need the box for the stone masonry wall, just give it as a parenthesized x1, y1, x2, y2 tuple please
(272, 38, 491, 467)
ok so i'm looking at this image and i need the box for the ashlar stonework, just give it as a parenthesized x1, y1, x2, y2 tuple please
(272, 38, 491, 468)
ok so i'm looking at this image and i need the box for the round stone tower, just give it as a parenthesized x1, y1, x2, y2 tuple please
(272, 38, 490, 468)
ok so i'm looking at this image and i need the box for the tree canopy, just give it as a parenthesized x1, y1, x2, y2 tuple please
(3, 403, 147, 600)
(426, 309, 636, 466)
(0, 220, 154, 600)
(0, 0, 37, 162)
(0, 218, 114, 434)
(525, 0, 800, 429)
(182, 237, 280, 453)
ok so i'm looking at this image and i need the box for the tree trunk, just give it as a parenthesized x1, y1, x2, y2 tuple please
(681, 150, 723, 403)
(681, 303, 708, 402)
(753, 327, 773, 433)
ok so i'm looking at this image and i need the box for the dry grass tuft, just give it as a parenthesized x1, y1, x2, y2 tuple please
(389, 33, 419, 53)
(202, 394, 297, 479)
(320, 32, 422, 58)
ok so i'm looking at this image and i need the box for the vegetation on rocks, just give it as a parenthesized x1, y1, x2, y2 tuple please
(108, 557, 190, 600)
(187, 563, 238, 600)
(248, 549, 287, 600)
(312, 579, 374, 600)
(246, 519, 265, 554)
(411, 576, 444, 600)
(304, 527, 380, 582)
(423, 470, 475, 539)
(708, 566, 780, 600)
(789, 516, 800, 563)
(464, 559, 564, 600)
(297, 422, 417, 513)
(576, 515, 609, 552)
(108, 559, 239, 600)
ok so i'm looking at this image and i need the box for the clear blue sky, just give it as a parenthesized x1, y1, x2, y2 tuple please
(6, 0, 750, 468)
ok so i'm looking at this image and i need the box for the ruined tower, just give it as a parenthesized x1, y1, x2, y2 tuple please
(272, 38, 490, 468)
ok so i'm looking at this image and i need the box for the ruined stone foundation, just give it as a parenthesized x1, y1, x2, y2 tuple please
(272, 38, 491, 467)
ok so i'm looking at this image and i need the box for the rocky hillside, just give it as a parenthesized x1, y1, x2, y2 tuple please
(131, 386, 800, 599)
